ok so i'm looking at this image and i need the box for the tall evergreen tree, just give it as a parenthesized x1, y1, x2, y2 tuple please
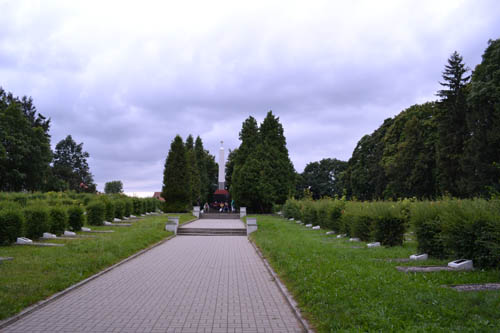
(231, 111, 295, 212)
(52, 135, 96, 192)
(185, 135, 201, 205)
(162, 135, 191, 212)
(462, 38, 500, 195)
(435, 51, 470, 196)
(194, 136, 217, 203)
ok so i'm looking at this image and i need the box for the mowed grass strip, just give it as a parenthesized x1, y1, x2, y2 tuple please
(0, 213, 195, 320)
(251, 215, 500, 332)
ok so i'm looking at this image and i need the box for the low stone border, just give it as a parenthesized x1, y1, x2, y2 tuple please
(0, 233, 176, 330)
(249, 239, 312, 333)
(396, 266, 456, 273)
(446, 283, 500, 292)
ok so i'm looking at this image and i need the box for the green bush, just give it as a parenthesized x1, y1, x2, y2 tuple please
(411, 201, 446, 257)
(370, 202, 406, 246)
(103, 199, 114, 222)
(114, 200, 125, 219)
(350, 215, 373, 241)
(283, 199, 301, 219)
(440, 199, 500, 268)
(301, 201, 317, 225)
(0, 207, 24, 244)
(132, 198, 142, 215)
(24, 204, 50, 239)
(324, 200, 344, 231)
(67, 206, 84, 231)
(124, 199, 133, 217)
(49, 206, 68, 235)
(315, 200, 331, 228)
(86, 201, 105, 226)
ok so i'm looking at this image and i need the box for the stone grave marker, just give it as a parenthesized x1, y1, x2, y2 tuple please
(410, 253, 428, 261)
(367, 242, 380, 248)
(448, 259, 473, 270)
(312, 226, 320, 230)
(42, 232, 57, 239)
(247, 217, 257, 235)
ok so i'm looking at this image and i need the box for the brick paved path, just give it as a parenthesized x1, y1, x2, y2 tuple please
(2, 230, 303, 332)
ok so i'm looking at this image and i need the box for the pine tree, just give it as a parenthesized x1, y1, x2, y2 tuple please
(436, 51, 470, 196)
(462, 39, 500, 196)
(185, 135, 201, 205)
(162, 135, 191, 212)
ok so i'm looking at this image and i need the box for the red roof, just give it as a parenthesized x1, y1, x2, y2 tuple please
(214, 189, 229, 195)
(153, 192, 165, 202)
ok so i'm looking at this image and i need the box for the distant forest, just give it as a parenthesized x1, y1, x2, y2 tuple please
(298, 38, 500, 200)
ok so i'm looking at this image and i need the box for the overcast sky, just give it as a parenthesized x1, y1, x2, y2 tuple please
(1, 1, 499, 194)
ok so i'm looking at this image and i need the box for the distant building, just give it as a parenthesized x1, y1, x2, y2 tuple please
(153, 192, 165, 202)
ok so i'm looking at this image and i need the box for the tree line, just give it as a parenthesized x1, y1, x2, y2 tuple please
(0, 88, 96, 192)
(161, 134, 218, 212)
(342, 38, 500, 200)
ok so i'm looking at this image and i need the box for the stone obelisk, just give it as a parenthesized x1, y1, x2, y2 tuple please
(218, 141, 225, 190)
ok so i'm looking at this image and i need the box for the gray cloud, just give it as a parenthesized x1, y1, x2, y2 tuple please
(1, 0, 499, 193)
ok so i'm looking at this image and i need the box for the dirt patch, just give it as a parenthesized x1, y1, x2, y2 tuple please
(447, 283, 500, 291)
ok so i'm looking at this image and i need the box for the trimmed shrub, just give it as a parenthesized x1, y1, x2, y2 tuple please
(87, 201, 105, 226)
(103, 199, 115, 222)
(24, 205, 50, 239)
(49, 206, 68, 235)
(283, 199, 301, 219)
(350, 215, 373, 241)
(315, 200, 331, 228)
(114, 200, 125, 219)
(124, 199, 133, 217)
(411, 201, 446, 257)
(325, 200, 345, 231)
(67, 206, 84, 231)
(440, 199, 500, 268)
(132, 198, 142, 215)
(0, 207, 24, 244)
(370, 202, 406, 246)
(301, 201, 317, 225)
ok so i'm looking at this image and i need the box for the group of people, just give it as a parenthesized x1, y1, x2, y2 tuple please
(203, 200, 235, 213)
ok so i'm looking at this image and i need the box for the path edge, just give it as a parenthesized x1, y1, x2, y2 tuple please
(249, 238, 314, 333)
(0, 229, 177, 330)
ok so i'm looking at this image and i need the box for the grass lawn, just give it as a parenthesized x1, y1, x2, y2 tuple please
(250, 215, 500, 332)
(0, 213, 195, 320)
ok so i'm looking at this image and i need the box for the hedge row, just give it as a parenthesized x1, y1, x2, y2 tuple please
(282, 198, 500, 268)
(0, 193, 162, 244)
(411, 199, 500, 268)
(283, 199, 407, 247)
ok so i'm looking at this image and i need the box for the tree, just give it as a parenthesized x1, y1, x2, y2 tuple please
(300, 158, 348, 199)
(104, 180, 123, 194)
(231, 111, 295, 212)
(52, 135, 96, 192)
(225, 148, 238, 190)
(0, 88, 52, 191)
(435, 51, 470, 196)
(381, 103, 438, 199)
(462, 38, 500, 196)
(185, 135, 201, 205)
(162, 135, 191, 212)
(194, 136, 218, 204)
(345, 118, 393, 200)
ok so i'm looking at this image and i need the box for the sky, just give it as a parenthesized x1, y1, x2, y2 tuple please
(1, 0, 499, 194)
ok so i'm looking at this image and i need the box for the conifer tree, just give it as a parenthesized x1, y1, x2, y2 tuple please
(185, 135, 201, 205)
(436, 51, 470, 196)
(162, 135, 191, 212)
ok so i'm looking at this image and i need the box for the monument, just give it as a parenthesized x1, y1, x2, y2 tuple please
(214, 141, 230, 204)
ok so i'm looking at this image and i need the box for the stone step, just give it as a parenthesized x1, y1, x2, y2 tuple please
(177, 228, 247, 236)
(200, 213, 240, 219)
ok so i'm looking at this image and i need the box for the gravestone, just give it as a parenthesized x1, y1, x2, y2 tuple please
(312, 226, 320, 230)
(367, 242, 380, 248)
(448, 259, 473, 270)
(326, 231, 335, 235)
(82, 227, 91, 232)
(64, 231, 76, 237)
(43, 232, 57, 239)
(410, 253, 428, 261)
(193, 206, 200, 218)
(305, 224, 312, 228)
(240, 207, 247, 218)
(349, 238, 360, 242)
(16, 237, 33, 244)
(247, 217, 258, 235)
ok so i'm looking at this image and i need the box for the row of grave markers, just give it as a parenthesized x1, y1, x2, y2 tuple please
(278, 213, 474, 271)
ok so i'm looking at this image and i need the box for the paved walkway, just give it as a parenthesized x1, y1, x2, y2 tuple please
(181, 219, 245, 229)
(2, 234, 303, 332)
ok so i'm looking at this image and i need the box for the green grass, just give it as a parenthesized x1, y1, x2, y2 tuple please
(0, 213, 195, 320)
(251, 215, 500, 332)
